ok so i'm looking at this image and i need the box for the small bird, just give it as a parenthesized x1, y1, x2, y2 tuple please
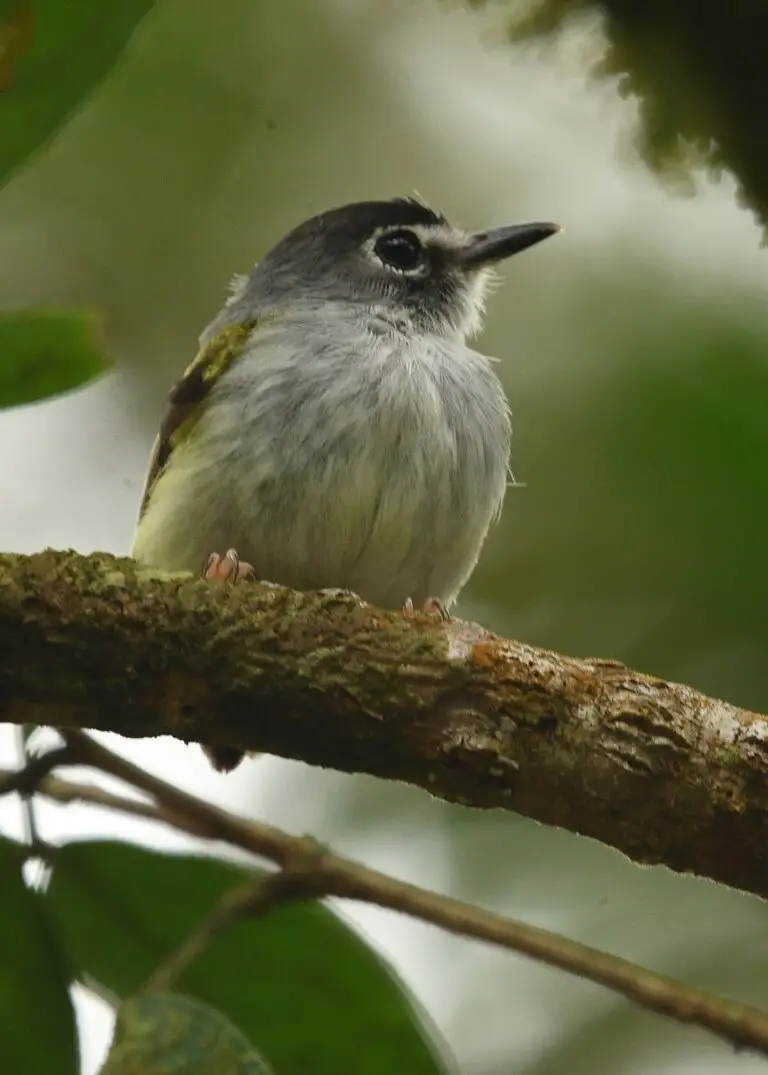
(132, 197, 559, 770)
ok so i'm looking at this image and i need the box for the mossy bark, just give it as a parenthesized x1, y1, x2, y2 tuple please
(1, 550, 767, 898)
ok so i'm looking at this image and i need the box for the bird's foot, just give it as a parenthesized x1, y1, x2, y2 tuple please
(200, 549, 258, 773)
(403, 596, 451, 621)
(203, 548, 256, 583)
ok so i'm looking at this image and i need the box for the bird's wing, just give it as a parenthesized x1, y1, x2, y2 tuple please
(137, 320, 257, 520)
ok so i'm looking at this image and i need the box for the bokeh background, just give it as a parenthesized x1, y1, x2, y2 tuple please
(2, 0, 768, 1072)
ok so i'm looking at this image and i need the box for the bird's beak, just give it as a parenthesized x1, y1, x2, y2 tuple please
(460, 222, 561, 268)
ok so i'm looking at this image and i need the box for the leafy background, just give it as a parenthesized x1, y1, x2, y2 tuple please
(1, 0, 768, 1072)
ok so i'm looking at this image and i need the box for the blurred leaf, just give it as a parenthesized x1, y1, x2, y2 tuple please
(473, 276, 768, 718)
(0, 0, 158, 188)
(101, 993, 274, 1075)
(48, 841, 451, 1075)
(0, 1, 35, 92)
(509, 920, 768, 1075)
(0, 836, 78, 1074)
(504, 0, 768, 233)
(0, 309, 108, 407)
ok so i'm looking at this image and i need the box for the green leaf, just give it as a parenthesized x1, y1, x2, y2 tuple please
(47, 841, 451, 1075)
(0, 309, 109, 408)
(101, 993, 274, 1075)
(0, 837, 78, 1074)
(0, 0, 159, 188)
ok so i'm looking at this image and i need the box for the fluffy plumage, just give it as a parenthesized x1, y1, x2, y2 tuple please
(132, 198, 558, 767)
(134, 304, 510, 608)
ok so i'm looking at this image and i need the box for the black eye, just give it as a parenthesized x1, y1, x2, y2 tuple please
(373, 229, 423, 272)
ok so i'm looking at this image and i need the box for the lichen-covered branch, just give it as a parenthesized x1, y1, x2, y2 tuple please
(1, 549, 767, 898)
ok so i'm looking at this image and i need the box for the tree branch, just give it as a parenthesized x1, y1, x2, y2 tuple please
(1, 549, 767, 898)
(140, 872, 305, 995)
(14, 736, 768, 1058)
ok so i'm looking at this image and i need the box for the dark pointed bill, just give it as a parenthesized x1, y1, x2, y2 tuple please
(460, 222, 561, 267)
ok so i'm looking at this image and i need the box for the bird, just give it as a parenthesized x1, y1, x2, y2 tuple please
(132, 196, 559, 770)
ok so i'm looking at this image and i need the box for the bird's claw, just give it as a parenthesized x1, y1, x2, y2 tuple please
(403, 596, 451, 621)
(203, 548, 256, 583)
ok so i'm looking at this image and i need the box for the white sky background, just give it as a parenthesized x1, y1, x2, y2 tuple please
(1, 1, 767, 1073)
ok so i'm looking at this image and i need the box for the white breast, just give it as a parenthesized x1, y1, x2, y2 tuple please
(134, 310, 511, 609)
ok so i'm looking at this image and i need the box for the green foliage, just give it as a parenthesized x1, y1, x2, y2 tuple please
(0, 309, 109, 408)
(505, 0, 768, 231)
(101, 994, 274, 1075)
(468, 278, 768, 715)
(47, 841, 451, 1075)
(3, 3, 768, 1074)
(0, 837, 78, 1075)
(0, 0, 159, 189)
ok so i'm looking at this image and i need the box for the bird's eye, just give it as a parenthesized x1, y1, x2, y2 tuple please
(373, 230, 423, 272)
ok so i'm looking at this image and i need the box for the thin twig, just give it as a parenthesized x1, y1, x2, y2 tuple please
(15, 726, 42, 848)
(0, 768, 210, 836)
(0, 743, 75, 796)
(37, 732, 768, 1057)
(141, 872, 309, 995)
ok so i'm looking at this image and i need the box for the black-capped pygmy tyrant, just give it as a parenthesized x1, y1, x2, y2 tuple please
(132, 197, 560, 770)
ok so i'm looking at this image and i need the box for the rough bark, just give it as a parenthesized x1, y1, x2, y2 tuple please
(1, 550, 767, 899)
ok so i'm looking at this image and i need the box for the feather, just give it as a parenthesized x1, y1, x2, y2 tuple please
(137, 321, 257, 518)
